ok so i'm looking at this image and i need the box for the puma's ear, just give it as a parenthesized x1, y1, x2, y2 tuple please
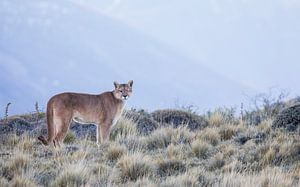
(114, 81, 119, 88)
(128, 80, 133, 87)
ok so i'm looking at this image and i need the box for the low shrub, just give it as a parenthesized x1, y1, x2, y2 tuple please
(272, 104, 300, 132)
(152, 109, 208, 131)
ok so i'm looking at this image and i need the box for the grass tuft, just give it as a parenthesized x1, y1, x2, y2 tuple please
(156, 159, 186, 177)
(144, 127, 173, 150)
(7, 153, 30, 177)
(199, 128, 220, 146)
(191, 139, 212, 159)
(0, 177, 9, 187)
(208, 153, 225, 171)
(105, 144, 127, 163)
(110, 117, 137, 141)
(52, 163, 90, 187)
(113, 153, 154, 183)
(10, 176, 36, 187)
(219, 124, 238, 141)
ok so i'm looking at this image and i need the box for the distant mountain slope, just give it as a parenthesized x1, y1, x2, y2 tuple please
(0, 0, 254, 114)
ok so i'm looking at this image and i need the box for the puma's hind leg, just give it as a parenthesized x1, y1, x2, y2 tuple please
(53, 114, 72, 148)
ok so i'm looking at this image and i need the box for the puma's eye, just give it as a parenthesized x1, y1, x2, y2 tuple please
(119, 90, 123, 93)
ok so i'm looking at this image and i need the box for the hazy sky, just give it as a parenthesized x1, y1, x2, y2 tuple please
(1, 0, 300, 114)
(76, 0, 300, 93)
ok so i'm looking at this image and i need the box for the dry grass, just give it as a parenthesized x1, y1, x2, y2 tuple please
(191, 139, 212, 159)
(218, 167, 299, 187)
(156, 158, 186, 177)
(0, 110, 299, 186)
(112, 153, 154, 184)
(166, 144, 192, 160)
(105, 143, 127, 162)
(160, 173, 198, 187)
(110, 117, 137, 141)
(0, 177, 9, 187)
(10, 176, 36, 187)
(52, 162, 90, 187)
(207, 110, 224, 127)
(218, 123, 238, 141)
(143, 127, 174, 150)
(63, 131, 76, 144)
(198, 127, 220, 146)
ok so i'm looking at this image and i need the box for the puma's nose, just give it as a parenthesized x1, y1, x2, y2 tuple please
(123, 95, 128, 100)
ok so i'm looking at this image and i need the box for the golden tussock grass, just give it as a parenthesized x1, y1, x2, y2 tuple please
(0, 110, 299, 186)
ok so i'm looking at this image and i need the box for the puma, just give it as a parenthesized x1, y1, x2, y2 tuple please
(38, 80, 133, 147)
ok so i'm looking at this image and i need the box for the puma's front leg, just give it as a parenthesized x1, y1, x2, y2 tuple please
(96, 124, 101, 146)
(100, 123, 111, 143)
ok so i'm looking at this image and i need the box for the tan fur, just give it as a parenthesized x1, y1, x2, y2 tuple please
(38, 80, 133, 147)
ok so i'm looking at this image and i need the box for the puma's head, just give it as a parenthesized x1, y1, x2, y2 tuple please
(113, 80, 133, 101)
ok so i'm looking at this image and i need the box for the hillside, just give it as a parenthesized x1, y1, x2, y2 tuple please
(0, 104, 299, 186)
(0, 0, 254, 115)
